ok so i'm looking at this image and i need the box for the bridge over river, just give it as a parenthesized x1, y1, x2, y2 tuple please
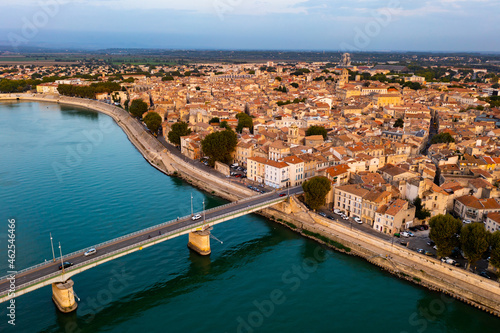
(0, 187, 303, 312)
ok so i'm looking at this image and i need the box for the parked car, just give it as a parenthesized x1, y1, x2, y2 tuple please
(400, 240, 408, 246)
(58, 262, 73, 270)
(191, 214, 202, 220)
(421, 225, 429, 230)
(279, 193, 287, 197)
(394, 233, 401, 238)
(401, 232, 410, 237)
(427, 240, 435, 246)
(407, 231, 415, 237)
(409, 226, 419, 232)
(353, 217, 362, 224)
(333, 209, 341, 214)
(84, 248, 96, 256)
(463, 219, 472, 224)
(327, 216, 335, 220)
(480, 271, 491, 279)
(318, 212, 327, 217)
(424, 251, 435, 257)
(342, 215, 349, 220)
(417, 249, 425, 254)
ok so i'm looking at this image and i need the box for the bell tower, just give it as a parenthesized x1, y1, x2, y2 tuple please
(288, 123, 299, 145)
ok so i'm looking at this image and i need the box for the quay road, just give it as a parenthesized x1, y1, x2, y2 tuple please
(0, 186, 303, 301)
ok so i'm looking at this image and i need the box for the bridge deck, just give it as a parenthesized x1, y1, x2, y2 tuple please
(0, 187, 303, 301)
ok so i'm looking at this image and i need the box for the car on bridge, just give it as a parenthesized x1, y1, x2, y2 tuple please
(58, 262, 73, 270)
(84, 248, 96, 256)
(279, 193, 287, 197)
(192, 214, 202, 220)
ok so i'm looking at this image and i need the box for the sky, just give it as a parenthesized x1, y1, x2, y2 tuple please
(0, 0, 499, 52)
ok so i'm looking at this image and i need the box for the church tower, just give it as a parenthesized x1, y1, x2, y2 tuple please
(288, 123, 299, 145)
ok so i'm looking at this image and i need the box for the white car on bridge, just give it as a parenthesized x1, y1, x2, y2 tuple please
(191, 214, 202, 220)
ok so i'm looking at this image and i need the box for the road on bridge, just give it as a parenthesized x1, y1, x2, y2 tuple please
(0, 186, 303, 298)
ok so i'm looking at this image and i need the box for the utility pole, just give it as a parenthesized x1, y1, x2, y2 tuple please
(58, 242, 65, 274)
(191, 193, 193, 217)
(50, 232, 56, 262)
(203, 199, 206, 224)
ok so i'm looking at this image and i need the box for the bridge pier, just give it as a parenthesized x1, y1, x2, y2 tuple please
(188, 229, 211, 255)
(52, 279, 78, 313)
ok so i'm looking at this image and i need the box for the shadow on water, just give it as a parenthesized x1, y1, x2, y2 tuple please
(45, 225, 311, 333)
(60, 106, 99, 121)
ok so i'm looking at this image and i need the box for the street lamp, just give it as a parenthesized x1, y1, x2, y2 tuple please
(202, 199, 206, 224)
(191, 193, 193, 217)
(50, 232, 56, 262)
(58, 242, 65, 274)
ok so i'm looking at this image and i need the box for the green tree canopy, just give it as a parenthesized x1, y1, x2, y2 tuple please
(431, 132, 455, 144)
(220, 120, 230, 130)
(236, 113, 253, 133)
(490, 231, 500, 277)
(306, 125, 328, 140)
(302, 177, 331, 210)
(429, 214, 462, 257)
(461, 223, 490, 270)
(290, 82, 299, 88)
(209, 117, 220, 124)
(143, 112, 162, 135)
(201, 129, 238, 166)
(394, 118, 404, 128)
(129, 99, 148, 118)
(167, 122, 192, 146)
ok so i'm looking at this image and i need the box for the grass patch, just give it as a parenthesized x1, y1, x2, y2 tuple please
(284, 222, 297, 229)
(211, 191, 215, 194)
(277, 218, 283, 222)
(413, 277, 422, 282)
(399, 272, 410, 277)
(302, 230, 351, 252)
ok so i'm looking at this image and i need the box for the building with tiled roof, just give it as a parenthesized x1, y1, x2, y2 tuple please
(454, 195, 500, 222)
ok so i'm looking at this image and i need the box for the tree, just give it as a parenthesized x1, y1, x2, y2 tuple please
(129, 99, 148, 118)
(143, 112, 162, 135)
(220, 120, 230, 130)
(413, 197, 431, 220)
(394, 118, 404, 128)
(306, 126, 328, 140)
(201, 129, 238, 166)
(168, 122, 192, 145)
(290, 82, 299, 88)
(236, 113, 253, 133)
(429, 214, 462, 257)
(431, 132, 455, 144)
(461, 223, 490, 270)
(275, 76, 282, 82)
(302, 177, 331, 211)
(490, 231, 500, 276)
(209, 117, 220, 124)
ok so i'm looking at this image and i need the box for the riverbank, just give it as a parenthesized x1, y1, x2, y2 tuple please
(2, 93, 499, 317)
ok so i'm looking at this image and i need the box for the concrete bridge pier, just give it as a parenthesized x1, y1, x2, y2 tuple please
(188, 228, 212, 255)
(52, 279, 78, 313)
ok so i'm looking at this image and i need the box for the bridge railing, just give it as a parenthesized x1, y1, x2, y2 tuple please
(1, 196, 288, 296)
(0, 192, 293, 282)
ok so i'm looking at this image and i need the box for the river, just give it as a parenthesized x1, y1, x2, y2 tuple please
(1, 101, 499, 333)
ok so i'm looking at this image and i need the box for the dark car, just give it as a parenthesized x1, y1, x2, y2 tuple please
(409, 226, 418, 232)
(279, 193, 287, 197)
(427, 240, 435, 247)
(417, 248, 425, 254)
(424, 251, 435, 257)
(453, 262, 462, 267)
(327, 216, 335, 220)
(58, 262, 73, 270)
(400, 240, 409, 246)
(480, 271, 491, 279)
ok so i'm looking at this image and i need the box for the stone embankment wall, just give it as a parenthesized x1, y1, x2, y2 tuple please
(3, 93, 499, 317)
(260, 197, 500, 317)
(0, 93, 254, 201)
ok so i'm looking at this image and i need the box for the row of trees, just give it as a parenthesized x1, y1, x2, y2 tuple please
(429, 214, 500, 272)
(57, 82, 121, 99)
